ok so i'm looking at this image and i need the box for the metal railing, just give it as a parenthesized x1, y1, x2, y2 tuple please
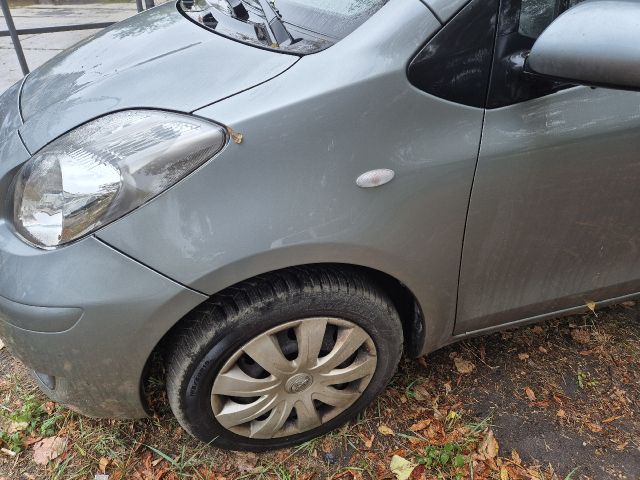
(0, 0, 154, 75)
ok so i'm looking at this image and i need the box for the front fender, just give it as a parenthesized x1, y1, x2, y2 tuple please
(97, 0, 482, 355)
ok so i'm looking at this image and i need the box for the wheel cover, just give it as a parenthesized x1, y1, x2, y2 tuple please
(211, 317, 378, 439)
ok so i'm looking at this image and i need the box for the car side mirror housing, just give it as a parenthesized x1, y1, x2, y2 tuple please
(526, 1, 640, 91)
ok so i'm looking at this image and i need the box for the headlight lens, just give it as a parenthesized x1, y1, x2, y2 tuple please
(13, 110, 226, 248)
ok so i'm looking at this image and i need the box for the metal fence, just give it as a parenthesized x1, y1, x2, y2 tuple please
(0, 0, 154, 75)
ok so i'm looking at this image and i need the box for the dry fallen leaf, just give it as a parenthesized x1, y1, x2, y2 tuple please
(390, 455, 416, 480)
(378, 425, 394, 436)
(615, 441, 629, 451)
(235, 452, 259, 474)
(478, 429, 499, 460)
(585, 422, 603, 433)
(571, 329, 591, 345)
(511, 449, 522, 465)
(500, 466, 509, 480)
(525, 387, 536, 402)
(32, 437, 67, 466)
(586, 301, 597, 315)
(454, 357, 476, 374)
(407, 436, 422, 446)
(409, 464, 426, 479)
(24, 437, 43, 447)
(43, 402, 56, 415)
(433, 408, 446, 422)
(8, 421, 28, 434)
(518, 353, 530, 361)
(556, 409, 566, 418)
(99, 457, 110, 474)
(409, 420, 431, 432)
(361, 434, 374, 449)
(110, 470, 125, 480)
(1, 448, 16, 458)
(226, 126, 244, 144)
(413, 384, 431, 401)
(603, 415, 624, 424)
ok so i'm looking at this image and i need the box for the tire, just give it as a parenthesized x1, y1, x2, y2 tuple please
(165, 265, 403, 451)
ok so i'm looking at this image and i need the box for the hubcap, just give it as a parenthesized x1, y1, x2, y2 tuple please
(211, 317, 377, 439)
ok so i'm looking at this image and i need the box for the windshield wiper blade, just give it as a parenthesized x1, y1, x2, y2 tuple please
(254, 0, 299, 46)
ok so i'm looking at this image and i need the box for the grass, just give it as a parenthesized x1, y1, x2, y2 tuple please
(416, 443, 466, 471)
(0, 393, 64, 454)
(576, 370, 599, 389)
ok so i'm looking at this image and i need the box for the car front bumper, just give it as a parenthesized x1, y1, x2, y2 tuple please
(0, 230, 206, 418)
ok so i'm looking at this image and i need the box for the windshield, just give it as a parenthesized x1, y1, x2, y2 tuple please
(179, 0, 389, 54)
(259, 0, 387, 38)
(279, 0, 382, 15)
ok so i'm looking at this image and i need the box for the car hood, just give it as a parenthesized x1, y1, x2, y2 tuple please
(18, 2, 297, 152)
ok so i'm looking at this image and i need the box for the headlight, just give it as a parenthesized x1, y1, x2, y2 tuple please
(12, 110, 226, 248)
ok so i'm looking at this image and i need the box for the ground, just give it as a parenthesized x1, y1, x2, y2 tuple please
(0, 302, 638, 480)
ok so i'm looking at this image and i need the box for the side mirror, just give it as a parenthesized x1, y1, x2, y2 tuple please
(526, 1, 640, 91)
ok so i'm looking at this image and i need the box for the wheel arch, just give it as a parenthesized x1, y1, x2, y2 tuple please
(141, 262, 426, 412)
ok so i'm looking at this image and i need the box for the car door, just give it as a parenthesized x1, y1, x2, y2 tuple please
(455, 0, 640, 334)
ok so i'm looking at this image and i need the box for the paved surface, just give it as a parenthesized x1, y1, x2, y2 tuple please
(0, 3, 139, 92)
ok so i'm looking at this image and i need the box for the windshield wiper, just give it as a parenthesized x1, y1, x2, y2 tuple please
(254, 0, 299, 47)
(227, 0, 250, 20)
(223, 0, 299, 48)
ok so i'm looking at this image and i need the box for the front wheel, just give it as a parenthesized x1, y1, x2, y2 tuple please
(165, 266, 403, 450)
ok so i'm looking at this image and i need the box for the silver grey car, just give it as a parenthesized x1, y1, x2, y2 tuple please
(1, 0, 639, 450)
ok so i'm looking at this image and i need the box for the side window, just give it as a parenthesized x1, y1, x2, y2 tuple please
(486, 0, 585, 108)
(407, 0, 500, 109)
(407, 0, 586, 109)
(519, 0, 585, 38)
